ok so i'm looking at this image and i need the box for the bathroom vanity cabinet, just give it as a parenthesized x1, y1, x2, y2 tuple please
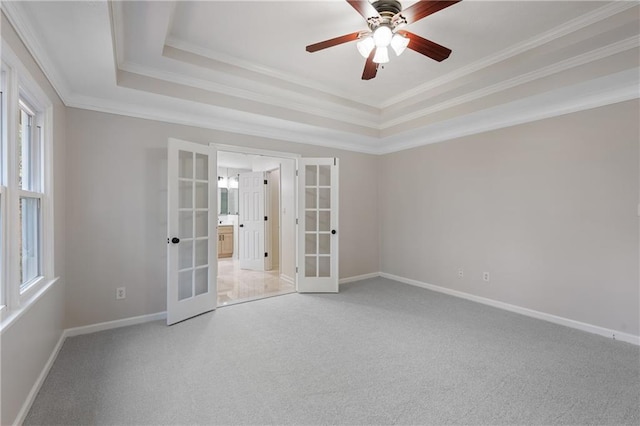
(218, 225, 234, 258)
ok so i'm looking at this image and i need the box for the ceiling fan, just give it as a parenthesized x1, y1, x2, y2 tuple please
(306, 0, 461, 80)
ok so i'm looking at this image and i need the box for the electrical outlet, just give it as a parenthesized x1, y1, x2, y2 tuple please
(483, 272, 490, 282)
(116, 287, 126, 300)
(458, 268, 464, 278)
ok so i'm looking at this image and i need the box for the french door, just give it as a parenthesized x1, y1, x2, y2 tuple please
(167, 139, 217, 325)
(297, 158, 339, 293)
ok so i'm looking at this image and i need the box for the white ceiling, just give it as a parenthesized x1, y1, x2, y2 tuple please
(3, 1, 639, 154)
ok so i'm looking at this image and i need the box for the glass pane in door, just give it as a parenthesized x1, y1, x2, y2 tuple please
(179, 150, 193, 179)
(195, 153, 208, 180)
(318, 165, 331, 186)
(305, 256, 317, 278)
(304, 161, 332, 278)
(194, 267, 208, 296)
(177, 150, 210, 301)
(178, 270, 193, 300)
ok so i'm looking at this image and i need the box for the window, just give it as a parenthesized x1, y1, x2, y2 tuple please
(0, 45, 54, 325)
(17, 98, 43, 291)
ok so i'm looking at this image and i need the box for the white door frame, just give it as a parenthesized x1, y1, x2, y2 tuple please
(212, 144, 300, 288)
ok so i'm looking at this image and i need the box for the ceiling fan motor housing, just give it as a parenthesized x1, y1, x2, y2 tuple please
(368, 0, 405, 32)
(372, 0, 402, 16)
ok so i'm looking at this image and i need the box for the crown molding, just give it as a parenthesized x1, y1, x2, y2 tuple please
(382, 36, 640, 129)
(65, 93, 381, 155)
(380, 1, 637, 109)
(63, 68, 638, 157)
(377, 69, 640, 154)
(119, 60, 381, 130)
(1, 0, 70, 104)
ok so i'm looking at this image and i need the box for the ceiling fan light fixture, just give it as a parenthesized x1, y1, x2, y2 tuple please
(373, 25, 393, 47)
(356, 36, 375, 58)
(373, 46, 390, 64)
(390, 33, 409, 56)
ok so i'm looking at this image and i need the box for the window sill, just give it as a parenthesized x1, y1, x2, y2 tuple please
(19, 276, 46, 301)
(0, 277, 59, 335)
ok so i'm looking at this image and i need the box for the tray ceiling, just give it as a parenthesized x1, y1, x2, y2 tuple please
(3, 1, 639, 154)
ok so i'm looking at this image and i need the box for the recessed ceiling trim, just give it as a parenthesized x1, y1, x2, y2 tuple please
(379, 1, 638, 109)
(65, 93, 381, 155)
(109, 0, 125, 70)
(165, 36, 379, 109)
(119, 60, 381, 130)
(162, 43, 378, 115)
(62, 68, 638, 157)
(381, 36, 640, 129)
(377, 69, 639, 154)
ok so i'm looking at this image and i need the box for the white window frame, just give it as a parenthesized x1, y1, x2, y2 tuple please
(17, 97, 44, 293)
(0, 64, 7, 310)
(0, 41, 55, 327)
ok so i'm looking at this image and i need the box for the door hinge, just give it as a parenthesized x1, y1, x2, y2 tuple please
(264, 179, 268, 184)
(334, 157, 336, 166)
(296, 218, 298, 225)
(265, 252, 268, 258)
(264, 216, 268, 221)
(296, 267, 298, 273)
(295, 169, 298, 177)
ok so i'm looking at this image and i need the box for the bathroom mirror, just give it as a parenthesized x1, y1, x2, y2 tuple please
(218, 175, 239, 215)
(218, 171, 242, 215)
(219, 188, 228, 215)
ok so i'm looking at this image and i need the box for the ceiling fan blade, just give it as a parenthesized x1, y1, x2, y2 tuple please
(306, 31, 361, 53)
(398, 31, 452, 62)
(401, 0, 461, 25)
(362, 50, 378, 80)
(346, 0, 380, 20)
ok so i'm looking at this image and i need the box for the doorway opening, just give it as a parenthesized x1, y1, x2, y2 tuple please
(216, 149, 296, 306)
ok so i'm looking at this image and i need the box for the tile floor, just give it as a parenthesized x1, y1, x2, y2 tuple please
(217, 258, 295, 306)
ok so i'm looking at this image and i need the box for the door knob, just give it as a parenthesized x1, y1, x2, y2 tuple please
(331, 230, 336, 235)
(171, 237, 180, 244)
(239, 224, 244, 227)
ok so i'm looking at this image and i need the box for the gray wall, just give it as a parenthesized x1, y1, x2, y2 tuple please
(65, 108, 380, 328)
(1, 12, 67, 426)
(380, 100, 639, 336)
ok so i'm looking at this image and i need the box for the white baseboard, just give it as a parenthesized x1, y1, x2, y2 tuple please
(380, 272, 639, 346)
(339, 272, 380, 284)
(14, 312, 166, 425)
(13, 331, 66, 426)
(280, 274, 294, 286)
(64, 311, 167, 338)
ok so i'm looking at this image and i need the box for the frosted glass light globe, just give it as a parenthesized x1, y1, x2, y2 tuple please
(356, 36, 375, 58)
(390, 33, 410, 56)
(373, 46, 390, 64)
(373, 26, 393, 47)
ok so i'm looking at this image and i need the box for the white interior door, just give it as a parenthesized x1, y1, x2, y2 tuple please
(297, 158, 339, 293)
(238, 171, 266, 271)
(167, 139, 217, 325)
